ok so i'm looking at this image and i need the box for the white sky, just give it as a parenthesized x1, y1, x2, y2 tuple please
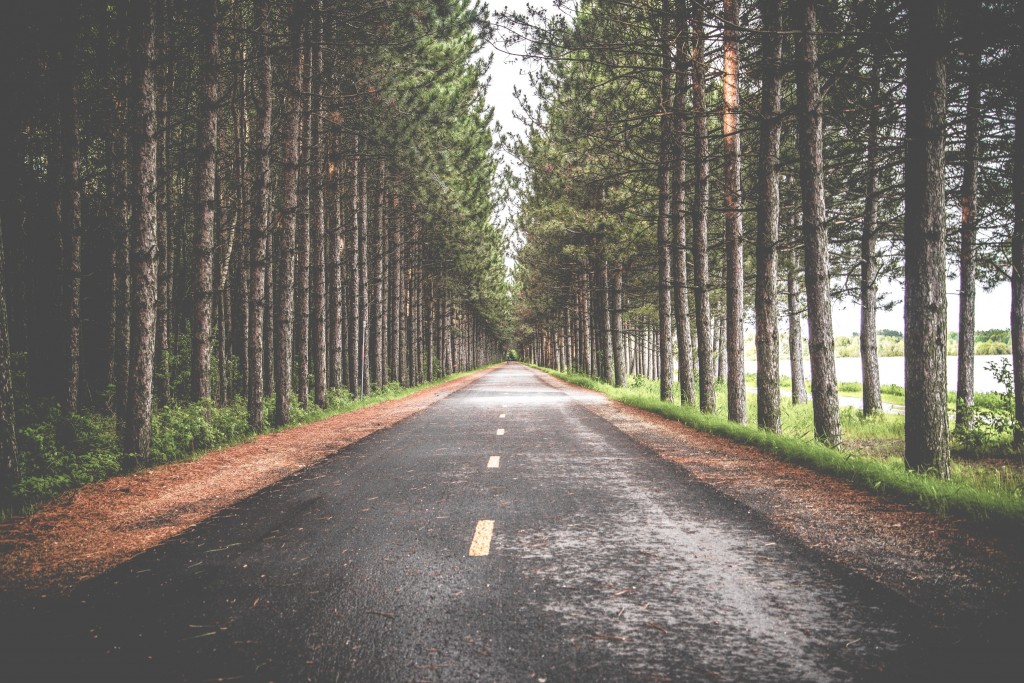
(481, 1, 1013, 336)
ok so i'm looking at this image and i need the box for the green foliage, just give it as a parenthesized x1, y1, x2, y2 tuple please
(4, 370, 483, 518)
(542, 368, 1024, 532)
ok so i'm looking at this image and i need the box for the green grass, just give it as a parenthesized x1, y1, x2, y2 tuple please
(4, 369, 486, 519)
(543, 368, 1024, 533)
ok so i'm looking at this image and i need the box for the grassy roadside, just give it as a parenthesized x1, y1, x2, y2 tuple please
(540, 367, 1024, 534)
(5, 368, 489, 519)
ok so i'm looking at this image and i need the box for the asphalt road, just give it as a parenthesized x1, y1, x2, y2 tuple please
(0, 365, 1013, 681)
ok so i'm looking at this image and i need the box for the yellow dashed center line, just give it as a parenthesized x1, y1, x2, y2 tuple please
(487, 456, 500, 468)
(469, 520, 494, 556)
(496, 428, 505, 436)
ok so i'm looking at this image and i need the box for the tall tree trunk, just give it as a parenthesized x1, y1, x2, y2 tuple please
(60, 19, 82, 415)
(191, 0, 218, 403)
(611, 263, 626, 386)
(371, 161, 386, 387)
(656, 0, 675, 402)
(787, 251, 809, 404)
(295, 39, 311, 410)
(274, 0, 304, 426)
(248, 0, 272, 432)
(861, 43, 884, 417)
(111, 77, 131, 428)
(795, 0, 841, 446)
(328, 152, 343, 389)
(1010, 16, 1024, 449)
(0, 216, 19, 504)
(671, 0, 694, 405)
(754, 0, 782, 432)
(348, 148, 361, 398)
(125, 0, 158, 459)
(310, 2, 327, 407)
(903, 0, 950, 473)
(956, 51, 981, 430)
(723, 0, 745, 423)
(690, 2, 714, 413)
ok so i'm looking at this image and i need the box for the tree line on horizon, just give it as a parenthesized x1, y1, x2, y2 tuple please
(0, 0, 512, 508)
(506, 0, 1023, 477)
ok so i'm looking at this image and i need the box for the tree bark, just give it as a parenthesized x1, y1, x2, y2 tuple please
(125, 0, 159, 459)
(671, 0, 694, 405)
(248, 0, 272, 433)
(787, 250, 809, 404)
(111, 77, 131, 428)
(861, 42, 884, 417)
(191, 0, 218, 403)
(795, 0, 841, 446)
(1011, 16, 1024, 449)
(60, 20, 82, 415)
(295, 38, 311, 410)
(690, 2, 715, 413)
(310, 2, 327, 407)
(348, 147, 361, 398)
(0, 215, 19, 503)
(956, 51, 981, 430)
(903, 0, 950, 473)
(611, 263, 626, 387)
(753, 0, 783, 432)
(723, 0, 745, 423)
(656, 0, 675, 402)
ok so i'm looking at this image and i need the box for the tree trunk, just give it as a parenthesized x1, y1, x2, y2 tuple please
(787, 251, 809, 404)
(1010, 18, 1024, 449)
(371, 161, 386, 387)
(60, 22, 82, 415)
(611, 263, 626, 387)
(0, 215, 19, 504)
(190, 0, 218, 403)
(295, 39, 311, 410)
(956, 50, 981, 430)
(690, 1, 714, 413)
(723, 0, 745, 423)
(328, 151, 343, 390)
(248, 0, 272, 433)
(310, 2, 327, 407)
(125, 0, 159, 459)
(671, 0, 694, 405)
(111, 78, 131, 428)
(656, 0, 675, 402)
(860, 30, 883, 417)
(903, 0, 950, 473)
(754, 0, 782, 432)
(795, 0, 841, 446)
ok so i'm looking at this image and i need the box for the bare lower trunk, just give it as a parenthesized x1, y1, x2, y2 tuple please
(0, 216, 19, 502)
(723, 0, 745, 423)
(247, 0, 272, 433)
(125, 0, 158, 458)
(191, 0, 218, 403)
(787, 252, 808, 404)
(671, 0, 693, 405)
(690, 1, 714, 413)
(754, 0, 782, 432)
(861, 33, 883, 417)
(1010, 20, 1024, 449)
(903, 0, 950, 473)
(956, 52, 981, 430)
(310, 3, 327, 407)
(611, 264, 626, 386)
(656, 0, 675, 402)
(795, 0, 841, 446)
(60, 28, 82, 415)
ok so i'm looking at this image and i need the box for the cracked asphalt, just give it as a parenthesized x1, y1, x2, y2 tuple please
(0, 365, 1013, 681)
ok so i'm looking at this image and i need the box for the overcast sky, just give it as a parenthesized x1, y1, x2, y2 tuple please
(480, 1, 1013, 336)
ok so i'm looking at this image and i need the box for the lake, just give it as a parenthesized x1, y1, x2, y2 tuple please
(746, 354, 1013, 394)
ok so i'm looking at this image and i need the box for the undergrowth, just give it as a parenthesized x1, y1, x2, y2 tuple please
(543, 368, 1024, 533)
(4, 371, 481, 519)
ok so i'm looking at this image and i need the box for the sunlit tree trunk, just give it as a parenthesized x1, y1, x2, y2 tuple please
(787, 250, 809, 405)
(956, 50, 981, 430)
(671, 0, 694, 405)
(656, 0, 675, 402)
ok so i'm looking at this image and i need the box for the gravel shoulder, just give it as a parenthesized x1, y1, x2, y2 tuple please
(535, 370, 1024, 629)
(0, 369, 493, 597)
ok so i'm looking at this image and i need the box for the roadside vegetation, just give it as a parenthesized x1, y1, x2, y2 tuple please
(4, 368, 482, 519)
(544, 367, 1024, 533)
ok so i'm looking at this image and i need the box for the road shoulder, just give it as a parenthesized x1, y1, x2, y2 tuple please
(533, 368, 1024, 628)
(0, 369, 494, 597)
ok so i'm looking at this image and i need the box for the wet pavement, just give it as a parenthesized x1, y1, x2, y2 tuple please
(0, 365, 1013, 681)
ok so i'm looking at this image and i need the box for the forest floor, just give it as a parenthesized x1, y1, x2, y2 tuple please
(0, 368, 495, 597)
(2, 363, 1022, 634)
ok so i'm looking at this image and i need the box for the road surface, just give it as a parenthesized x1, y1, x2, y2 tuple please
(0, 365, 1010, 681)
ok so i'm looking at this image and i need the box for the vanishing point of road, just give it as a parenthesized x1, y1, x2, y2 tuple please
(1, 365, 1012, 681)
